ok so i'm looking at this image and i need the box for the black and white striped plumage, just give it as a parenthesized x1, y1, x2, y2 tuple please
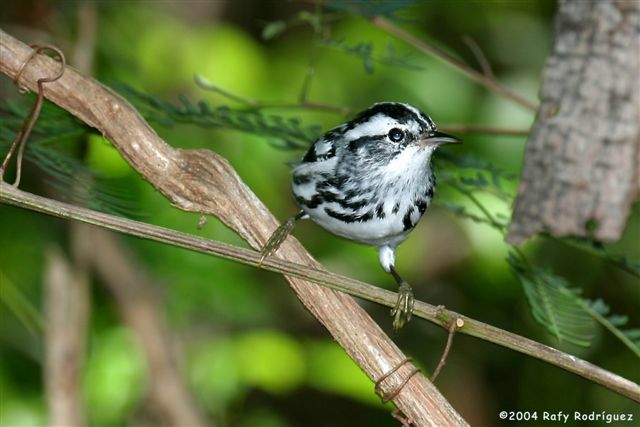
(293, 102, 458, 273)
(263, 102, 460, 329)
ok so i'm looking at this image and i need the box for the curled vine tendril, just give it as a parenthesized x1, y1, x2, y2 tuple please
(1, 44, 66, 187)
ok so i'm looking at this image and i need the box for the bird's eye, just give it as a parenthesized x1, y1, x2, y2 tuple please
(388, 128, 404, 142)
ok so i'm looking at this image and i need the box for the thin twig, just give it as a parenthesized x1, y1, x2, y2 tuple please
(194, 74, 351, 115)
(298, 8, 321, 105)
(579, 301, 640, 359)
(374, 357, 415, 401)
(550, 236, 640, 280)
(371, 16, 538, 112)
(0, 45, 65, 186)
(461, 35, 494, 78)
(1, 183, 638, 404)
(430, 318, 463, 382)
(194, 74, 257, 106)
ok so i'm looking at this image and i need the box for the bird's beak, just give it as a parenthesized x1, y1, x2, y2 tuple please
(419, 130, 462, 147)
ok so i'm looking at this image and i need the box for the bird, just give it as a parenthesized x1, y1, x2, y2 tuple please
(261, 102, 461, 329)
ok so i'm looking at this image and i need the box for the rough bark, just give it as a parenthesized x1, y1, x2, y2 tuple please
(508, 0, 640, 244)
(0, 29, 467, 426)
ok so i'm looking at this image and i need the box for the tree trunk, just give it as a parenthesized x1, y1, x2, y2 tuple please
(508, 0, 640, 244)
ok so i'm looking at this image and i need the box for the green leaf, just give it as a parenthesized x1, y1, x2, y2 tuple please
(508, 254, 596, 347)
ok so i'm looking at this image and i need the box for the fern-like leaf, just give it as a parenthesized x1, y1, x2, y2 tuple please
(1, 98, 140, 218)
(508, 254, 596, 347)
(115, 84, 323, 151)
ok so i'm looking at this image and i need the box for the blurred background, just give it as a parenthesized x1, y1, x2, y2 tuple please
(0, 1, 638, 426)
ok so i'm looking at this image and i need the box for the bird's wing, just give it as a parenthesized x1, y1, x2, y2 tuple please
(302, 138, 336, 162)
(300, 124, 347, 163)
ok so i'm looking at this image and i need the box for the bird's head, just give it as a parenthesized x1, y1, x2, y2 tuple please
(342, 102, 461, 157)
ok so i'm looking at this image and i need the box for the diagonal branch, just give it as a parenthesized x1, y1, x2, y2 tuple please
(1, 183, 638, 403)
(371, 16, 538, 112)
(0, 28, 466, 426)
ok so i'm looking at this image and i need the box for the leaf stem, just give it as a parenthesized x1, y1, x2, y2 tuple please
(579, 301, 640, 358)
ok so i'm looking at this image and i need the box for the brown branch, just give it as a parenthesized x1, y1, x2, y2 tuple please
(2, 183, 638, 404)
(44, 246, 89, 427)
(371, 16, 538, 112)
(0, 29, 466, 425)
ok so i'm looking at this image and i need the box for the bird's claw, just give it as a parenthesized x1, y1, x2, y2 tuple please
(391, 282, 414, 330)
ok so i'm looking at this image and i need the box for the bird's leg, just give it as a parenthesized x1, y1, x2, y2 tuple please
(389, 266, 414, 330)
(259, 211, 306, 266)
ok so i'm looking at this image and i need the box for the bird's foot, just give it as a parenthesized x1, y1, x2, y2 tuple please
(391, 282, 414, 330)
(259, 217, 297, 266)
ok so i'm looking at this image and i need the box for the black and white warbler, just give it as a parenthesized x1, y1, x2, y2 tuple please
(261, 102, 461, 329)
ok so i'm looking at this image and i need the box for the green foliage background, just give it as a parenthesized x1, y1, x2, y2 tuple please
(1, 1, 638, 426)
